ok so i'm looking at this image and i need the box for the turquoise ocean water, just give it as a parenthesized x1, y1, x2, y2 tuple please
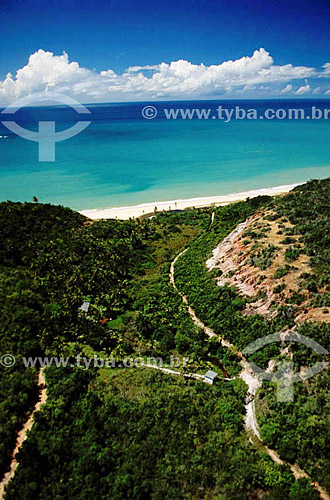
(0, 100, 330, 210)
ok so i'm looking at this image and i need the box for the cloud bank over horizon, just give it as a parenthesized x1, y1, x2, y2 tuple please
(1, 48, 330, 104)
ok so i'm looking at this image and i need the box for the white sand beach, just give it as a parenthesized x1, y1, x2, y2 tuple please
(80, 183, 302, 220)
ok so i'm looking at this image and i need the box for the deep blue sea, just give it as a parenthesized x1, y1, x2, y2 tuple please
(0, 99, 330, 210)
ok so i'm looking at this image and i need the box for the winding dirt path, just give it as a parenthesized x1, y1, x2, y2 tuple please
(170, 213, 329, 500)
(0, 369, 47, 499)
(138, 362, 232, 382)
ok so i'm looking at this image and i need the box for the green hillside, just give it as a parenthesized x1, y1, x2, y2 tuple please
(1, 179, 329, 499)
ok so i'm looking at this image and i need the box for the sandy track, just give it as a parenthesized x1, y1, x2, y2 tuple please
(0, 369, 47, 499)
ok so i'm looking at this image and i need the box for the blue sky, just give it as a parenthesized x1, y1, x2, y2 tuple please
(1, 0, 330, 102)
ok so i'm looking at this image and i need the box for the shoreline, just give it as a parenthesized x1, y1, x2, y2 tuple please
(79, 183, 303, 220)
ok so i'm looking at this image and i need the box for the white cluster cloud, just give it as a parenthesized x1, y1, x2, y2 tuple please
(281, 84, 293, 94)
(296, 81, 311, 95)
(1, 48, 330, 104)
(322, 63, 330, 76)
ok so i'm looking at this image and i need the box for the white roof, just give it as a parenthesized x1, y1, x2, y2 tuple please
(79, 301, 90, 312)
(204, 370, 218, 379)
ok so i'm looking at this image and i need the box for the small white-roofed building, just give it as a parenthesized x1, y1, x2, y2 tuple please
(204, 370, 218, 384)
(79, 301, 90, 312)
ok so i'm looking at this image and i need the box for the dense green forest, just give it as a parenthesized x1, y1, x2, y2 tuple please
(0, 179, 329, 498)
